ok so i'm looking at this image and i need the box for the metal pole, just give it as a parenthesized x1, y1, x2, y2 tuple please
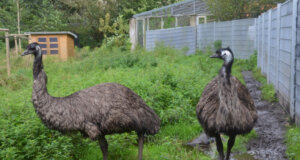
(5, 31, 10, 76)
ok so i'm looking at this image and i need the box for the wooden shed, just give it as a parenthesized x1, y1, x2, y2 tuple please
(25, 32, 78, 60)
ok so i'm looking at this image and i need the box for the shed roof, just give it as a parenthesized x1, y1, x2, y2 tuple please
(24, 31, 78, 39)
(133, 0, 210, 18)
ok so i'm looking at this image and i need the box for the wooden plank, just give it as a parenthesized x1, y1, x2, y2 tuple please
(0, 28, 9, 32)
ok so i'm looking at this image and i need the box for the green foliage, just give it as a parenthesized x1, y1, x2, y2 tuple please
(99, 14, 130, 50)
(0, 0, 68, 33)
(252, 67, 277, 102)
(204, 0, 286, 21)
(214, 40, 222, 50)
(204, 0, 248, 21)
(286, 126, 300, 160)
(0, 46, 257, 159)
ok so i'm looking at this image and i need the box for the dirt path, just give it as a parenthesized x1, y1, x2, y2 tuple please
(242, 71, 289, 160)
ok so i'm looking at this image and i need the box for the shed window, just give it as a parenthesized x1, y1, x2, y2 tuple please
(50, 50, 58, 54)
(38, 38, 47, 42)
(50, 44, 58, 48)
(40, 44, 47, 48)
(50, 37, 58, 42)
(42, 50, 47, 54)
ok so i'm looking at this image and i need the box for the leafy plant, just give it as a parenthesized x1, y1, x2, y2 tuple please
(286, 126, 300, 160)
(214, 40, 222, 50)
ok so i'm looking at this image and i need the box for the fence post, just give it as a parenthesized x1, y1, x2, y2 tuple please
(262, 13, 265, 74)
(213, 21, 216, 42)
(276, 4, 281, 90)
(231, 20, 234, 55)
(254, 18, 257, 50)
(130, 18, 137, 51)
(290, 0, 298, 122)
(267, 10, 272, 83)
(257, 16, 261, 68)
(5, 31, 10, 76)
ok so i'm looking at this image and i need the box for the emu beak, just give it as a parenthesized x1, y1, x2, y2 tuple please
(21, 50, 29, 56)
(210, 54, 219, 58)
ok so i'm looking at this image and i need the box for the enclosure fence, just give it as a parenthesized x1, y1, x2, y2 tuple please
(256, 0, 300, 124)
(141, 0, 300, 124)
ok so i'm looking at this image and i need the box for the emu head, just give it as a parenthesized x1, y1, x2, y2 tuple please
(210, 47, 234, 64)
(22, 42, 41, 57)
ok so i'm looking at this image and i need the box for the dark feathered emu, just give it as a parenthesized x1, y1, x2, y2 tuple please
(196, 47, 257, 160)
(22, 43, 160, 160)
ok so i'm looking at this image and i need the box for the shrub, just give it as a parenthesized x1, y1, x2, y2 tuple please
(214, 40, 222, 50)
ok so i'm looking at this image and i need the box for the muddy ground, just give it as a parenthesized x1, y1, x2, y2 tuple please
(187, 71, 290, 160)
(242, 71, 289, 160)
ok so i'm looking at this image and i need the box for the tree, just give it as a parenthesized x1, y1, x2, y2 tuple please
(205, 0, 286, 21)
(204, 0, 248, 21)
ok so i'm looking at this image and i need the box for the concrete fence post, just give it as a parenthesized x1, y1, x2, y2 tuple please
(213, 21, 216, 42)
(129, 18, 137, 51)
(290, 0, 299, 123)
(262, 13, 265, 73)
(257, 16, 261, 68)
(276, 4, 281, 90)
(295, 0, 300, 125)
(231, 20, 234, 52)
(267, 10, 272, 83)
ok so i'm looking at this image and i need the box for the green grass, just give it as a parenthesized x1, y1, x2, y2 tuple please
(244, 52, 300, 160)
(252, 68, 278, 102)
(243, 52, 278, 102)
(0, 46, 256, 159)
(286, 126, 300, 160)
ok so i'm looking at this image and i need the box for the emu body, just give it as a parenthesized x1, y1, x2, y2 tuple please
(23, 43, 160, 160)
(196, 48, 257, 160)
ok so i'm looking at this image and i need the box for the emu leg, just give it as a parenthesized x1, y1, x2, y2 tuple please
(215, 134, 224, 160)
(225, 135, 236, 160)
(138, 134, 144, 160)
(99, 136, 108, 160)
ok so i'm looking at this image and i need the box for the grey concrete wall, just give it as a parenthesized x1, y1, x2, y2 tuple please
(145, 26, 197, 55)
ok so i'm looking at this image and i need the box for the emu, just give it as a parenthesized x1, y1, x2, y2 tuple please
(196, 47, 257, 160)
(22, 42, 160, 160)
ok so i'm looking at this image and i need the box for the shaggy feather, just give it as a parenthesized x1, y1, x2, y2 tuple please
(24, 43, 160, 160)
(196, 48, 257, 160)
(196, 76, 257, 136)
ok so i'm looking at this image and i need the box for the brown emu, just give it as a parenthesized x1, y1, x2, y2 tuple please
(22, 42, 160, 160)
(196, 47, 257, 160)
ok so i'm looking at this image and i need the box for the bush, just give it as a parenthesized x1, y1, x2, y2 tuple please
(214, 40, 222, 50)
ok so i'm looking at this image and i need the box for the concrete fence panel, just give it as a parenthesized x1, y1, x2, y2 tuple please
(146, 26, 197, 55)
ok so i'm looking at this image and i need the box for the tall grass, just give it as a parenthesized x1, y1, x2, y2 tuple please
(0, 46, 255, 159)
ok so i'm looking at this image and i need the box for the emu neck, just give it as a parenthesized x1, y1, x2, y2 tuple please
(32, 50, 50, 107)
(33, 50, 43, 79)
(220, 60, 233, 85)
